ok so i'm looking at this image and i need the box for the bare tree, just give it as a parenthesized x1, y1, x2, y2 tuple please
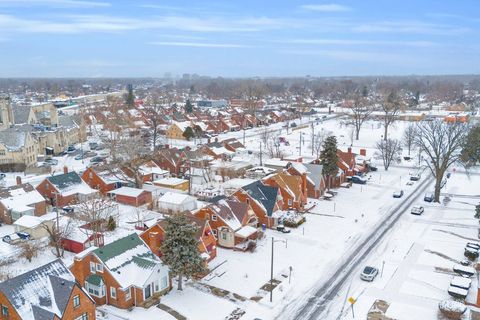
(19, 240, 44, 262)
(402, 123, 417, 156)
(44, 218, 74, 258)
(75, 196, 118, 246)
(376, 138, 402, 171)
(312, 130, 329, 159)
(240, 80, 266, 116)
(143, 97, 165, 151)
(414, 121, 469, 202)
(348, 95, 372, 140)
(266, 136, 284, 159)
(380, 92, 402, 141)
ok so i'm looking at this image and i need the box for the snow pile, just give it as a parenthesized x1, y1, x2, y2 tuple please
(438, 300, 467, 318)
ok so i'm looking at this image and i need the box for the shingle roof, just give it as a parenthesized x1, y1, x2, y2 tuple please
(0, 259, 76, 320)
(242, 181, 279, 217)
(46, 172, 82, 190)
(13, 105, 33, 125)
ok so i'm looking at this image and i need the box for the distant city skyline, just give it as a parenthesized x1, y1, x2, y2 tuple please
(0, 0, 478, 77)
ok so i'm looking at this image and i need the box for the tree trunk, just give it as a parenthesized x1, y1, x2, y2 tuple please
(384, 124, 388, 141)
(434, 178, 441, 203)
(355, 127, 360, 140)
(177, 274, 183, 291)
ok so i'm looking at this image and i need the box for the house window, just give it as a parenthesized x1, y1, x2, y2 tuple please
(96, 263, 103, 273)
(125, 288, 131, 301)
(85, 282, 105, 298)
(89, 172, 93, 179)
(89, 262, 95, 273)
(288, 199, 293, 206)
(75, 313, 88, 320)
(1, 306, 8, 316)
(110, 287, 116, 299)
(0, 150, 5, 156)
(154, 280, 159, 292)
(212, 229, 217, 236)
(73, 295, 80, 308)
(161, 276, 168, 290)
(212, 215, 217, 221)
(222, 232, 227, 240)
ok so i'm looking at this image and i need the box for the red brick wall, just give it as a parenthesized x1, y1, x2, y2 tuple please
(36, 180, 77, 207)
(61, 284, 96, 320)
(81, 168, 116, 194)
(0, 291, 21, 319)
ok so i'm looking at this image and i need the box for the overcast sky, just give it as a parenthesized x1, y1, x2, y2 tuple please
(0, 0, 478, 77)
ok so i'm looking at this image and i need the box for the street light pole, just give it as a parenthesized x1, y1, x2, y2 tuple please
(270, 236, 287, 303)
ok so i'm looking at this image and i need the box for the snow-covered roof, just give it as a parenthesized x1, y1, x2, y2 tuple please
(154, 177, 188, 186)
(13, 215, 46, 229)
(93, 233, 163, 288)
(108, 186, 146, 197)
(234, 225, 257, 238)
(158, 192, 195, 205)
(451, 276, 471, 289)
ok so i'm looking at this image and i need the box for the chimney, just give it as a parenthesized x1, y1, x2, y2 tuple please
(360, 149, 366, 156)
(149, 232, 161, 257)
(214, 137, 218, 143)
(165, 144, 169, 149)
(301, 172, 307, 198)
(16, 176, 22, 186)
(63, 166, 68, 174)
(347, 147, 352, 154)
(207, 138, 211, 144)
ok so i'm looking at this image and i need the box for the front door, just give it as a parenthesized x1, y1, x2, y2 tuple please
(144, 284, 151, 299)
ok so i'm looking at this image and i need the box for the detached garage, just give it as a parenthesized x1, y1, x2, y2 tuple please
(107, 187, 152, 207)
(157, 192, 198, 214)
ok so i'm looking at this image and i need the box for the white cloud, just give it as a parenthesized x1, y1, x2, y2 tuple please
(281, 49, 405, 63)
(301, 4, 351, 12)
(283, 39, 438, 47)
(149, 41, 248, 48)
(0, 0, 110, 8)
(353, 21, 470, 35)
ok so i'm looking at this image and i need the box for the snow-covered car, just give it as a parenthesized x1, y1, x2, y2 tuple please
(276, 225, 291, 233)
(393, 190, 404, 198)
(406, 181, 414, 186)
(67, 145, 76, 153)
(424, 193, 434, 202)
(360, 266, 378, 282)
(74, 154, 86, 160)
(0, 173, 5, 180)
(2, 232, 30, 244)
(43, 159, 59, 166)
(411, 206, 424, 215)
(410, 174, 421, 181)
(351, 176, 367, 185)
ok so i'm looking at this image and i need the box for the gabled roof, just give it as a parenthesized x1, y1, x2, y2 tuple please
(0, 259, 77, 320)
(46, 172, 82, 190)
(241, 181, 279, 217)
(267, 172, 303, 201)
(92, 233, 162, 288)
(13, 105, 33, 125)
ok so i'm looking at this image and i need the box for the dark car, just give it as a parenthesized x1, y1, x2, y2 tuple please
(424, 193, 434, 202)
(90, 156, 105, 164)
(351, 176, 367, 185)
(67, 145, 76, 153)
(276, 225, 291, 233)
(0, 173, 5, 180)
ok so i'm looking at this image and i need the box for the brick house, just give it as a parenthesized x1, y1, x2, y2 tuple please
(0, 180, 46, 224)
(263, 172, 307, 211)
(140, 215, 217, 262)
(154, 148, 186, 177)
(233, 181, 283, 228)
(195, 197, 258, 249)
(287, 162, 326, 199)
(0, 259, 96, 320)
(36, 170, 98, 208)
(70, 233, 170, 309)
(81, 167, 127, 194)
(107, 187, 152, 207)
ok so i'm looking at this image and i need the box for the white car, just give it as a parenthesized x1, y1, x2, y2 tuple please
(393, 190, 404, 198)
(411, 206, 424, 215)
(360, 266, 379, 282)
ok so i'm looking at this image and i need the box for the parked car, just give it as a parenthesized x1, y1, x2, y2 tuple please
(290, 122, 297, 128)
(62, 206, 75, 214)
(74, 154, 86, 160)
(2, 232, 30, 244)
(351, 176, 367, 185)
(90, 156, 105, 164)
(393, 190, 404, 198)
(411, 206, 424, 215)
(89, 142, 99, 150)
(67, 145, 76, 153)
(0, 173, 5, 180)
(276, 225, 291, 234)
(43, 159, 58, 166)
(84, 151, 97, 157)
(424, 193, 434, 202)
(360, 266, 378, 282)
(410, 174, 421, 181)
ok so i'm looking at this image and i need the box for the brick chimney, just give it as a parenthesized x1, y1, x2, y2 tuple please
(16, 176, 22, 185)
(63, 166, 68, 174)
(301, 172, 308, 198)
(360, 149, 366, 156)
(149, 232, 162, 257)
(347, 147, 352, 154)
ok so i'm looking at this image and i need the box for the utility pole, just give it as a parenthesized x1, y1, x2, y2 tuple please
(299, 134, 302, 156)
(311, 122, 314, 156)
(270, 237, 287, 303)
(260, 141, 263, 166)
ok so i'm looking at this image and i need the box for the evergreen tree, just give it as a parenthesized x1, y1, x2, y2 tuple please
(320, 136, 339, 190)
(161, 213, 206, 290)
(183, 126, 195, 140)
(107, 216, 116, 231)
(125, 84, 135, 107)
(185, 99, 193, 113)
(461, 125, 480, 167)
(475, 204, 480, 219)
